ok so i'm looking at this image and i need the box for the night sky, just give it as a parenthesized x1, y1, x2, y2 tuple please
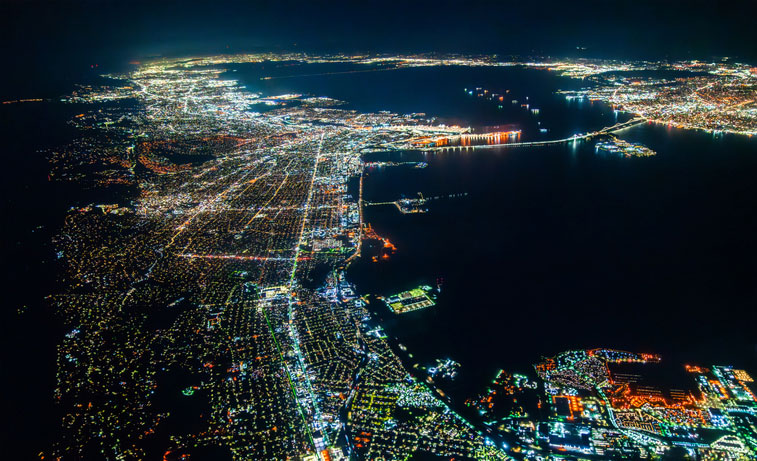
(3, 0, 756, 72)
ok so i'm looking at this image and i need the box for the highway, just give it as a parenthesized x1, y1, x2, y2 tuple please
(286, 132, 328, 454)
(430, 117, 646, 151)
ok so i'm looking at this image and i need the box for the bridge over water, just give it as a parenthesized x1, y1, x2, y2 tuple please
(430, 117, 646, 151)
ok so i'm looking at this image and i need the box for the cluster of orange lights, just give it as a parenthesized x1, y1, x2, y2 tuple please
(353, 431, 372, 449)
(138, 154, 192, 175)
(535, 359, 556, 373)
(684, 364, 709, 374)
(607, 383, 701, 412)
(364, 224, 397, 262)
(553, 395, 584, 421)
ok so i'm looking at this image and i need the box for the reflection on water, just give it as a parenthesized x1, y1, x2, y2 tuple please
(226, 61, 757, 401)
(349, 124, 757, 401)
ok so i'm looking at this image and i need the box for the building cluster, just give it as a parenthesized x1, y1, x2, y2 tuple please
(467, 348, 757, 459)
(552, 60, 757, 136)
(39, 51, 756, 460)
(380, 286, 437, 314)
(45, 54, 506, 460)
(595, 136, 656, 157)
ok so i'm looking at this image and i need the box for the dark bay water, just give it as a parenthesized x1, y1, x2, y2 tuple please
(351, 129, 757, 399)
(1, 101, 86, 454)
(225, 62, 633, 139)
(0, 96, 136, 455)
(4, 60, 757, 454)
(230, 61, 757, 400)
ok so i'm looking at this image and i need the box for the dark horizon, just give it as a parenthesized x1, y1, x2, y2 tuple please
(4, 0, 757, 68)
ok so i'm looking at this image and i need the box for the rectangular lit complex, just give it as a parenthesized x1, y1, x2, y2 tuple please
(384, 286, 436, 314)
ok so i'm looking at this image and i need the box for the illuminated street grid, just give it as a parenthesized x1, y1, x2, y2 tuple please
(547, 60, 757, 136)
(46, 55, 502, 460)
(42, 53, 757, 460)
(467, 349, 757, 459)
